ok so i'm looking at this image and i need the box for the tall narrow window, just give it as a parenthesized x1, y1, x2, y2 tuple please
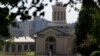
(54, 12, 56, 21)
(11, 45, 15, 52)
(18, 45, 22, 52)
(24, 45, 28, 51)
(45, 37, 56, 54)
(5, 44, 10, 52)
(64, 12, 66, 21)
(30, 45, 34, 51)
(61, 12, 64, 21)
(58, 12, 60, 21)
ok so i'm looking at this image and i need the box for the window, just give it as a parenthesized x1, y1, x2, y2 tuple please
(62, 12, 63, 20)
(18, 45, 22, 52)
(30, 45, 34, 51)
(24, 45, 28, 51)
(11, 45, 15, 52)
(60, 26, 63, 28)
(5, 44, 10, 52)
(45, 37, 56, 53)
(53, 12, 57, 21)
(58, 12, 60, 21)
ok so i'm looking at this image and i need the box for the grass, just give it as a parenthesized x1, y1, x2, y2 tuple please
(0, 51, 35, 56)
(26, 51, 35, 56)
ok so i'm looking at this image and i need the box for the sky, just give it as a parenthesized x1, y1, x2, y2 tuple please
(16, 0, 82, 23)
(32, 0, 82, 23)
(0, 0, 82, 23)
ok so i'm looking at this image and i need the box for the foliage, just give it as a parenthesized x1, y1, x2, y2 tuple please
(91, 9, 100, 44)
(75, 0, 100, 56)
(79, 36, 97, 55)
(0, 0, 58, 45)
(90, 51, 100, 56)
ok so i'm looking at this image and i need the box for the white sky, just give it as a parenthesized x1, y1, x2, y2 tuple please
(34, 0, 82, 23)
(20, 0, 82, 23)
(0, 0, 82, 23)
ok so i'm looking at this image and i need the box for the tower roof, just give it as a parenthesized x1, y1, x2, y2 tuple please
(56, 2, 63, 6)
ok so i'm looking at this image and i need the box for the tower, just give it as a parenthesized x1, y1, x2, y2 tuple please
(48, 2, 67, 26)
(52, 2, 66, 22)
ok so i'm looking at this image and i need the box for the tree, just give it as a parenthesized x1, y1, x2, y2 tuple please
(75, 0, 100, 56)
(91, 9, 100, 44)
(90, 51, 100, 56)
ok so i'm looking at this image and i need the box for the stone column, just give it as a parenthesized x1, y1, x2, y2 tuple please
(22, 44, 24, 52)
(14, 44, 18, 56)
(9, 45, 11, 53)
(15, 44, 18, 54)
(28, 44, 30, 51)
(2, 45, 5, 56)
(3, 45, 5, 53)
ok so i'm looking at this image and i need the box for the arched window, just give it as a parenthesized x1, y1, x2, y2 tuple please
(18, 45, 22, 52)
(24, 45, 28, 51)
(46, 37, 56, 42)
(30, 45, 34, 51)
(45, 36, 56, 53)
(11, 45, 15, 52)
(5, 44, 10, 52)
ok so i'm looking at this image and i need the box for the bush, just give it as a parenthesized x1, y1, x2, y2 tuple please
(90, 51, 100, 56)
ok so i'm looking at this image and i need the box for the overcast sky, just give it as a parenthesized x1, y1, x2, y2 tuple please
(0, 0, 82, 23)
(17, 0, 82, 23)
(34, 0, 82, 23)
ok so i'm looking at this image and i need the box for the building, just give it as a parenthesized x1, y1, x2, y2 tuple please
(35, 27, 74, 56)
(3, 17, 51, 54)
(9, 17, 51, 37)
(3, 2, 75, 56)
(32, 16, 51, 34)
(35, 2, 75, 56)
(3, 36, 35, 54)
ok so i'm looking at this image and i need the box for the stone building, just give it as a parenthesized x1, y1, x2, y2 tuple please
(3, 36, 35, 54)
(35, 2, 75, 56)
(3, 2, 75, 56)
(3, 17, 51, 54)
(35, 27, 74, 56)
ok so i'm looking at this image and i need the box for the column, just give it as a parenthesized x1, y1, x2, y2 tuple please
(3, 45, 5, 53)
(3, 45, 5, 55)
(15, 44, 18, 53)
(9, 45, 11, 53)
(28, 44, 30, 51)
(22, 44, 24, 52)
(14, 44, 18, 56)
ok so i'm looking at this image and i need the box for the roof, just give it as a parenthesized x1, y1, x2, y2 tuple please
(35, 26, 71, 36)
(5, 36, 35, 43)
(33, 16, 51, 22)
(13, 36, 35, 43)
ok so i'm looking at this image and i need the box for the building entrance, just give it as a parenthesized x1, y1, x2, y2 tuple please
(45, 36, 56, 54)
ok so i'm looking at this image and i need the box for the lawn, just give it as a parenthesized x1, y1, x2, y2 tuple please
(0, 51, 35, 56)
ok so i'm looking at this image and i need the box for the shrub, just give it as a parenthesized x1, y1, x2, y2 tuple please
(90, 51, 100, 56)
